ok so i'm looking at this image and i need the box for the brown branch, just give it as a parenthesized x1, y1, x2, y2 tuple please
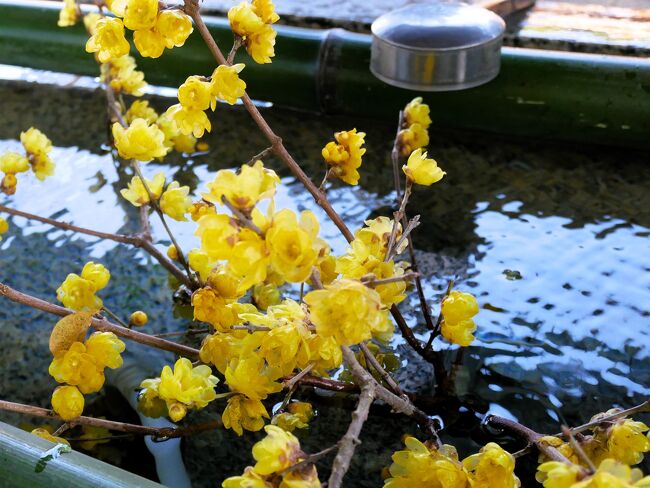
(0, 400, 219, 439)
(361, 272, 419, 287)
(485, 415, 582, 468)
(246, 145, 274, 166)
(360, 343, 404, 397)
(0, 282, 200, 359)
(567, 400, 650, 435)
(221, 196, 264, 236)
(227, 35, 243, 65)
(328, 382, 375, 488)
(342, 346, 441, 446)
(562, 426, 596, 473)
(0, 204, 191, 288)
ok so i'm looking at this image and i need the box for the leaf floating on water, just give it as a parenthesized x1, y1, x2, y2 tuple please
(502, 269, 523, 281)
(35, 443, 72, 473)
(49, 312, 93, 355)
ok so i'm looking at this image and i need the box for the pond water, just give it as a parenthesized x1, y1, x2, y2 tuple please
(0, 67, 648, 485)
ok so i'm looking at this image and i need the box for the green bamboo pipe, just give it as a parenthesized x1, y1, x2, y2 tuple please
(0, 421, 163, 487)
(0, 0, 648, 149)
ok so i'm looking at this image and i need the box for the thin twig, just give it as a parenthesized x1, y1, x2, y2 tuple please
(361, 272, 419, 287)
(0, 282, 200, 359)
(360, 343, 404, 397)
(153, 328, 210, 338)
(101, 306, 129, 329)
(246, 145, 274, 166)
(282, 445, 338, 475)
(230, 324, 271, 333)
(562, 426, 596, 473)
(221, 196, 264, 236)
(0, 400, 220, 439)
(0, 204, 191, 288)
(328, 382, 375, 488)
(284, 363, 316, 391)
(227, 35, 243, 64)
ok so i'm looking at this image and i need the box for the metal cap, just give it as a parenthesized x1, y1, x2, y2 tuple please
(371, 2, 506, 91)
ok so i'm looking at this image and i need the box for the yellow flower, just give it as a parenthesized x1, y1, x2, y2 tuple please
(56, 274, 103, 312)
(253, 425, 303, 475)
(0, 217, 8, 240)
(203, 160, 280, 211)
(133, 28, 166, 58)
(51, 386, 85, 421)
(398, 123, 429, 156)
(167, 104, 212, 138)
(178, 76, 213, 111)
(85, 332, 125, 369)
(223, 467, 271, 488)
(304, 279, 387, 346)
(81, 261, 111, 291)
(272, 402, 313, 432)
(1, 174, 17, 195)
(200, 332, 243, 374)
(157, 358, 219, 418)
(225, 355, 282, 401)
(113, 119, 169, 161)
(441, 319, 476, 347)
(125, 100, 158, 125)
(20, 127, 52, 157)
(281, 465, 322, 488)
(463, 442, 519, 488)
(572, 458, 650, 487)
(307, 334, 343, 373)
(120, 172, 165, 207)
(257, 321, 311, 376)
(31, 428, 70, 446)
(195, 213, 239, 260)
(85, 18, 130, 63)
(228, 2, 265, 37)
(607, 419, 650, 465)
(106, 0, 127, 17)
(102, 55, 147, 96)
(137, 378, 168, 418)
(156, 10, 193, 48)
(32, 155, 56, 181)
(404, 97, 432, 129)
(252, 283, 281, 310)
(321, 128, 366, 185)
(246, 24, 277, 64)
(49, 342, 105, 394)
(402, 148, 445, 186)
(57, 0, 78, 27)
(385, 438, 467, 488)
(442, 291, 479, 324)
(536, 461, 581, 488)
(266, 209, 320, 283)
(192, 287, 243, 331)
(83, 12, 102, 34)
(211, 64, 246, 105)
(129, 310, 148, 327)
(222, 395, 269, 436)
(0, 151, 30, 174)
(160, 181, 192, 221)
(252, 0, 280, 24)
(123, 0, 158, 31)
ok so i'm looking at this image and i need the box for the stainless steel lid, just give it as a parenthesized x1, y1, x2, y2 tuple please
(371, 2, 506, 91)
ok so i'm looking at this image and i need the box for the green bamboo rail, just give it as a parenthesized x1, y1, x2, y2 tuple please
(0, 421, 163, 487)
(0, 0, 648, 149)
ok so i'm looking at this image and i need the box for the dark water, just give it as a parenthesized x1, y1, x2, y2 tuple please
(0, 66, 648, 485)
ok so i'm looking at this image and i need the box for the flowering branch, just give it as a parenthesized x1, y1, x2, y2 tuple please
(0, 399, 220, 439)
(0, 282, 200, 359)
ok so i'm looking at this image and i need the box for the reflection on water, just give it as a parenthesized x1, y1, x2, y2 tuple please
(0, 71, 649, 483)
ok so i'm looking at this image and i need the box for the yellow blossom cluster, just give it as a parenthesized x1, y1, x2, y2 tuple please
(385, 437, 519, 488)
(119, 169, 193, 221)
(398, 97, 431, 156)
(228, 0, 279, 64)
(166, 64, 247, 138)
(113, 118, 170, 161)
(48, 313, 125, 420)
(0, 127, 55, 195)
(272, 401, 314, 432)
(137, 358, 218, 422)
(336, 217, 409, 307)
(441, 290, 479, 347)
(85, 1, 193, 62)
(223, 425, 322, 487)
(532, 410, 650, 487)
(100, 55, 147, 97)
(56, 262, 111, 312)
(321, 128, 366, 185)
